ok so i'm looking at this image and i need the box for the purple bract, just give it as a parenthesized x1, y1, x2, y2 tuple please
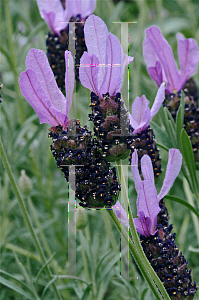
(114, 149, 182, 237)
(36, 0, 96, 35)
(79, 14, 134, 99)
(143, 25, 199, 94)
(128, 82, 165, 134)
(19, 49, 74, 129)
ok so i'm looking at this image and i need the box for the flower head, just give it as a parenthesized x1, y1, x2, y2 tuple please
(36, 0, 96, 35)
(131, 148, 182, 236)
(143, 25, 199, 94)
(79, 14, 133, 99)
(19, 48, 74, 129)
(129, 82, 165, 134)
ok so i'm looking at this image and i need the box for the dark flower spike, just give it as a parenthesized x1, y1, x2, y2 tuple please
(36, 0, 96, 89)
(115, 149, 197, 299)
(80, 15, 134, 161)
(49, 121, 121, 208)
(143, 25, 199, 161)
(128, 83, 165, 177)
(19, 49, 74, 129)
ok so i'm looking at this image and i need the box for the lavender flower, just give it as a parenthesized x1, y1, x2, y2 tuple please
(36, 0, 96, 35)
(128, 83, 165, 177)
(143, 26, 199, 161)
(115, 149, 198, 298)
(143, 25, 199, 95)
(79, 14, 133, 99)
(129, 83, 165, 134)
(19, 48, 74, 128)
(115, 148, 182, 231)
(80, 14, 134, 161)
(19, 48, 120, 209)
(36, 0, 96, 89)
(131, 148, 182, 235)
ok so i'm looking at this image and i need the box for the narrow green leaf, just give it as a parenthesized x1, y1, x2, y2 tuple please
(4, 243, 40, 262)
(181, 129, 198, 195)
(167, 119, 177, 147)
(164, 195, 199, 219)
(180, 90, 185, 128)
(0, 276, 35, 300)
(41, 275, 59, 300)
(0, 269, 35, 296)
(188, 246, 199, 253)
(0, 45, 13, 69)
(12, 114, 38, 149)
(15, 126, 43, 162)
(141, 288, 149, 300)
(95, 250, 112, 284)
(164, 106, 176, 128)
(150, 121, 173, 149)
(176, 90, 185, 151)
(14, 252, 31, 286)
(156, 143, 169, 152)
(81, 284, 92, 300)
(54, 275, 88, 284)
(36, 253, 56, 285)
(176, 106, 182, 150)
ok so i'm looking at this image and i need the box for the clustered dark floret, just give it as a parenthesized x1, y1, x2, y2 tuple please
(89, 92, 132, 161)
(46, 14, 87, 91)
(164, 78, 199, 161)
(48, 120, 121, 208)
(140, 200, 198, 299)
(129, 126, 162, 178)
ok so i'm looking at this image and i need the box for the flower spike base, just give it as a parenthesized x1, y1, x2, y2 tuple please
(140, 200, 198, 299)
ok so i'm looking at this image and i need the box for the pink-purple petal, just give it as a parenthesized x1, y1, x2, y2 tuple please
(36, 0, 66, 34)
(68, 0, 96, 19)
(147, 61, 163, 88)
(26, 49, 66, 114)
(141, 155, 154, 185)
(79, 52, 100, 96)
(150, 82, 165, 120)
(19, 69, 66, 126)
(113, 201, 129, 227)
(158, 149, 182, 201)
(65, 51, 75, 116)
(100, 33, 122, 97)
(134, 212, 153, 237)
(84, 15, 109, 88)
(130, 95, 151, 133)
(131, 149, 141, 194)
(137, 180, 160, 235)
(177, 33, 199, 88)
(144, 26, 181, 93)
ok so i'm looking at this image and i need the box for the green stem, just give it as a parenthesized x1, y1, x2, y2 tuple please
(115, 160, 171, 300)
(4, 0, 24, 122)
(107, 210, 165, 300)
(102, 210, 118, 254)
(0, 137, 62, 300)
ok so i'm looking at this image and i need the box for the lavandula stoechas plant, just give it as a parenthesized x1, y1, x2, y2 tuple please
(19, 48, 120, 208)
(143, 26, 199, 161)
(80, 15, 134, 162)
(116, 149, 198, 299)
(36, 0, 96, 90)
(128, 83, 165, 177)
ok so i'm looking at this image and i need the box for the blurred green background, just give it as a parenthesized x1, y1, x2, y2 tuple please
(0, 0, 199, 299)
